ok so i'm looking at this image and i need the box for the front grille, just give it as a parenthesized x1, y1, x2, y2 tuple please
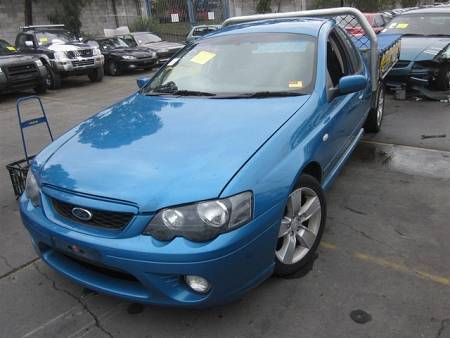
(52, 198, 133, 230)
(394, 60, 411, 68)
(5, 63, 39, 80)
(72, 59, 95, 67)
(61, 252, 139, 282)
(66, 49, 93, 59)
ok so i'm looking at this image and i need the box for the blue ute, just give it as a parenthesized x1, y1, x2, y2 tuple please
(20, 15, 384, 307)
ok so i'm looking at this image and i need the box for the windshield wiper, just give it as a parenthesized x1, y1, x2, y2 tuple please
(219, 91, 306, 99)
(146, 82, 215, 97)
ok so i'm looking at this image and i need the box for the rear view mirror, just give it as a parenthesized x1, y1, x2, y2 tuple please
(137, 77, 151, 89)
(338, 75, 367, 95)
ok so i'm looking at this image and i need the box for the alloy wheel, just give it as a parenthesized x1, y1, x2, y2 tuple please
(276, 187, 322, 265)
(376, 86, 385, 127)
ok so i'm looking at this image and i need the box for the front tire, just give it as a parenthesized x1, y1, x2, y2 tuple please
(434, 64, 450, 91)
(88, 67, 104, 82)
(45, 64, 62, 89)
(274, 174, 326, 276)
(364, 82, 385, 133)
(107, 61, 120, 76)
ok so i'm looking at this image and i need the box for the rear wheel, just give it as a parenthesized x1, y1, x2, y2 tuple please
(364, 82, 385, 133)
(434, 64, 450, 91)
(274, 174, 326, 276)
(88, 67, 104, 82)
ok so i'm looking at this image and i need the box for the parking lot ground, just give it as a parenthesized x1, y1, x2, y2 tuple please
(1, 75, 450, 338)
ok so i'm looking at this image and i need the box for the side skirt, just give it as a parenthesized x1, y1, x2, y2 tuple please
(322, 128, 364, 191)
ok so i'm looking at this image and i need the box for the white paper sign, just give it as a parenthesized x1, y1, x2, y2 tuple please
(208, 11, 215, 20)
(171, 13, 180, 23)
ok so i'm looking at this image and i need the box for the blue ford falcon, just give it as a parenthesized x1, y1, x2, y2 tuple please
(20, 15, 384, 307)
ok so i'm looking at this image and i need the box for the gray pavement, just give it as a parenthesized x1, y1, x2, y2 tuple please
(1, 74, 449, 338)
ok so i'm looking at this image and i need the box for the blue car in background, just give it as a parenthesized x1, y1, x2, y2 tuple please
(20, 15, 384, 307)
(383, 6, 450, 90)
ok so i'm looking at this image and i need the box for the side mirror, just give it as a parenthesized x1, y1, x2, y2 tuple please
(338, 75, 367, 95)
(24, 40, 34, 48)
(137, 77, 151, 89)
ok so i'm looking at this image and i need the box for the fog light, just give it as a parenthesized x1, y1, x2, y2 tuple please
(185, 275, 210, 294)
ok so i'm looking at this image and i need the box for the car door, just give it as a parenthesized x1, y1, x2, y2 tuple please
(15, 33, 36, 53)
(316, 28, 368, 177)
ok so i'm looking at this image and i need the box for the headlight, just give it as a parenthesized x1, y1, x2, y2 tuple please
(53, 51, 67, 61)
(34, 60, 43, 67)
(122, 55, 136, 60)
(25, 170, 40, 207)
(152, 52, 157, 58)
(93, 48, 101, 56)
(144, 191, 253, 242)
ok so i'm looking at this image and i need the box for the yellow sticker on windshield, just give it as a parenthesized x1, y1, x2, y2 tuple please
(6, 46, 16, 51)
(288, 80, 303, 88)
(39, 36, 48, 43)
(396, 23, 409, 29)
(190, 51, 216, 65)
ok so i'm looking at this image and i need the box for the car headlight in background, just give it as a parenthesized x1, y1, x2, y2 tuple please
(122, 55, 136, 60)
(34, 60, 43, 67)
(144, 191, 253, 242)
(25, 171, 40, 207)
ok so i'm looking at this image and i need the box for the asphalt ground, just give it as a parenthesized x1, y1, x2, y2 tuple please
(0, 72, 449, 338)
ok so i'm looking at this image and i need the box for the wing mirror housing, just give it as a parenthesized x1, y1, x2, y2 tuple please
(338, 75, 368, 95)
(137, 77, 151, 89)
(25, 40, 34, 48)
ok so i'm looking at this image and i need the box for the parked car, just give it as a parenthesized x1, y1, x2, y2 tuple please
(337, 13, 388, 36)
(118, 32, 184, 64)
(15, 25, 104, 89)
(20, 11, 396, 307)
(0, 39, 48, 94)
(85, 37, 157, 76)
(186, 25, 221, 43)
(383, 6, 450, 90)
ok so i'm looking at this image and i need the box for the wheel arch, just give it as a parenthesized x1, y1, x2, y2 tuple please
(301, 161, 322, 184)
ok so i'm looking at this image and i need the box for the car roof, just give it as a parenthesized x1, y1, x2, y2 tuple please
(400, 6, 450, 14)
(208, 18, 328, 38)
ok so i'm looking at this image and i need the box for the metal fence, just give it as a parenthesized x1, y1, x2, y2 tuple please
(145, 0, 226, 42)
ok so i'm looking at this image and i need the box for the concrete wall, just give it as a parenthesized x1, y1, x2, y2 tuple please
(0, 0, 146, 44)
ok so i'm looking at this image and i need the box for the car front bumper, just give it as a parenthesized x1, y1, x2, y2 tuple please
(386, 61, 435, 87)
(52, 56, 104, 73)
(118, 57, 157, 70)
(20, 193, 281, 308)
(0, 65, 47, 93)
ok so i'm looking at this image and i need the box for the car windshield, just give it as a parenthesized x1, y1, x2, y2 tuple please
(0, 40, 17, 54)
(145, 33, 316, 97)
(35, 30, 77, 46)
(99, 37, 129, 50)
(383, 13, 450, 35)
(134, 33, 162, 44)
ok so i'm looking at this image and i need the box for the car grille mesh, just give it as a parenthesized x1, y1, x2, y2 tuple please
(66, 49, 93, 59)
(72, 59, 95, 67)
(52, 198, 133, 230)
(5, 63, 38, 80)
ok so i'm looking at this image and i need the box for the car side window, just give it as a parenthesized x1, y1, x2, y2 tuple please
(327, 30, 351, 88)
(374, 15, 385, 28)
(16, 34, 34, 49)
(335, 27, 363, 74)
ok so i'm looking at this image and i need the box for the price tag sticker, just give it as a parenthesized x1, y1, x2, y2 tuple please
(190, 51, 216, 65)
(288, 80, 303, 88)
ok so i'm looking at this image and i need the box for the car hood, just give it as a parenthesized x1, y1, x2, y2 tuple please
(399, 37, 450, 61)
(39, 93, 309, 212)
(47, 41, 93, 52)
(140, 41, 184, 52)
